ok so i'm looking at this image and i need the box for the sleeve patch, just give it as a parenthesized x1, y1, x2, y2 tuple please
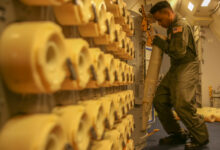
(173, 26, 183, 34)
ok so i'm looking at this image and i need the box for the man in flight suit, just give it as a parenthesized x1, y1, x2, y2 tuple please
(150, 1, 209, 149)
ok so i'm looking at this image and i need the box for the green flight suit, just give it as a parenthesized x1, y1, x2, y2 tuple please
(153, 14, 209, 144)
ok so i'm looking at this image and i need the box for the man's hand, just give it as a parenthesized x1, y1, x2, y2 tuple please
(152, 35, 168, 53)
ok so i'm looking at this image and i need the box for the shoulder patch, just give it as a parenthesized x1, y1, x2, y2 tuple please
(173, 26, 183, 34)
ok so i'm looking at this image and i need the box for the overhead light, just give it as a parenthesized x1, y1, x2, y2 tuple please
(188, 2, 194, 11)
(201, 0, 211, 7)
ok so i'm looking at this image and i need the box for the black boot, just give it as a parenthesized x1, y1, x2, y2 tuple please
(185, 138, 209, 150)
(159, 130, 189, 145)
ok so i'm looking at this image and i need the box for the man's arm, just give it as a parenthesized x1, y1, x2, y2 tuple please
(152, 35, 169, 52)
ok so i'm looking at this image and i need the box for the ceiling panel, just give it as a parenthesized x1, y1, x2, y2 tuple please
(179, 0, 199, 16)
(123, 0, 217, 27)
(124, 0, 181, 14)
(178, 0, 219, 26)
(179, 0, 219, 17)
(194, 0, 219, 17)
(123, 0, 220, 36)
(124, 0, 144, 14)
(210, 8, 220, 39)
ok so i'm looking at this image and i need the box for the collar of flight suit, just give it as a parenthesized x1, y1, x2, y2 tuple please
(167, 13, 183, 38)
(168, 13, 182, 31)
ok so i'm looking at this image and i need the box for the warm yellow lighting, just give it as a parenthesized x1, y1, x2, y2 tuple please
(201, 0, 211, 7)
(188, 2, 194, 11)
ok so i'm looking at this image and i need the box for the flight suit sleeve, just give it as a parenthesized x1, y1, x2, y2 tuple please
(168, 25, 190, 59)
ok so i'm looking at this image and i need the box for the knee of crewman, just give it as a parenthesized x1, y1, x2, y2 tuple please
(172, 88, 194, 112)
(153, 85, 170, 109)
(173, 102, 184, 113)
(173, 98, 189, 115)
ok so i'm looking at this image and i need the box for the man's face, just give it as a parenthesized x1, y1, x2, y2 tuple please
(153, 10, 171, 28)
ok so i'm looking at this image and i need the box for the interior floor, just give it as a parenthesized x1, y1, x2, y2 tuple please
(143, 117, 220, 150)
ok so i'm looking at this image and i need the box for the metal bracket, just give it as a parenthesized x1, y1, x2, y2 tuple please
(90, 65, 97, 81)
(122, 72, 125, 81)
(127, 44, 129, 52)
(106, 20, 110, 34)
(105, 68, 110, 81)
(123, 7, 126, 17)
(90, 127, 97, 139)
(127, 74, 129, 82)
(92, 4, 98, 23)
(72, 0, 78, 5)
(0, 6, 6, 22)
(122, 40, 125, 48)
(127, 16, 130, 24)
(115, 71, 118, 81)
(130, 22, 133, 30)
(64, 143, 73, 150)
(115, 30, 118, 42)
(66, 58, 77, 80)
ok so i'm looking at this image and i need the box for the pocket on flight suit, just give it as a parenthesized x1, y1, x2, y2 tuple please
(169, 61, 199, 111)
(175, 61, 199, 89)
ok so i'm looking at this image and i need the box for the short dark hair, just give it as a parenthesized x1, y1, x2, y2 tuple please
(150, 1, 172, 14)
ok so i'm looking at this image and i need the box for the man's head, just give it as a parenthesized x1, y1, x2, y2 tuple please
(150, 1, 175, 28)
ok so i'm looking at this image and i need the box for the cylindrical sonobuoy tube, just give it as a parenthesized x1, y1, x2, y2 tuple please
(0, 22, 66, 93)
